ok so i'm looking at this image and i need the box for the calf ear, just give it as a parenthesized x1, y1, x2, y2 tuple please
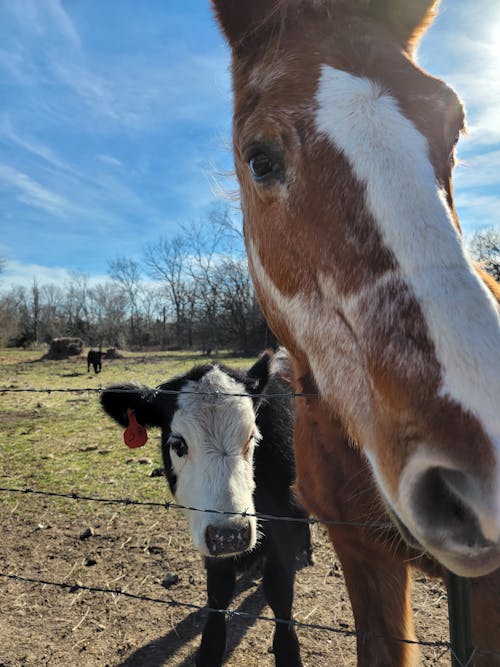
(368, 0, 440, 52)
(211, 0, 281, 50)
(246, 350, 272, 396)
(100, 383, 164, 428)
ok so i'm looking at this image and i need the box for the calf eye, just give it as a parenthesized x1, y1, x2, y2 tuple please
(168, 434, 188, 458)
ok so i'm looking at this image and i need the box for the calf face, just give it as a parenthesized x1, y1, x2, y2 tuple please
(100, 356, 270, 558)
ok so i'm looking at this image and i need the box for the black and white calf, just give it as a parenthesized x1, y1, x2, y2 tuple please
(100, 349, 311, 667)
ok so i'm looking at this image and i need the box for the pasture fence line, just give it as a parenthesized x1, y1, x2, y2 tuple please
(0, 385, 316, 398)
(1, 485, 499, 665)
(2, 571, 496, 667)
(0, 486, 392, 530)
(0, 383, 494, 666)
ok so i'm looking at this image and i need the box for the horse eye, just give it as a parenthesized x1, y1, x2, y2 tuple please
(168, 435, 188, 458)
(249, 152, 278, 182)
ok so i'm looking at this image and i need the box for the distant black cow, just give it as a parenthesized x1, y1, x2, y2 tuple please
(87, 350, 105, 374)
(100, 348, 312, 667)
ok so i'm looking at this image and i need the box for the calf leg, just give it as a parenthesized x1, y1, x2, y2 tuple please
(196, 558, 236, 667)
(263, 534, 303, 667)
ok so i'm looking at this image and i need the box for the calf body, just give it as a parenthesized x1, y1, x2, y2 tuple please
(100, 349, 311, 667)
(87, 349, 105, 374)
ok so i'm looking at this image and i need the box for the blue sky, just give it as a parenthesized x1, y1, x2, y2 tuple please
(1, 0, 499, 288)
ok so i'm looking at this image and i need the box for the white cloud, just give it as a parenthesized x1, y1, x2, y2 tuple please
(0, 163, 72, 216)
(45, 47, 231, 131)
(96, 154, 124, 168)
(4, 0, 81, 50)
(455, 190, 500, 232)
(0, 44, 38, 83)
(45, 0, 81, 50)
(418, 2, 500, 236)
(455, 149, 500, 189)
(1, 259, 107, 290)
(0, 114, 80, 176)
(422, 4, 500, 144)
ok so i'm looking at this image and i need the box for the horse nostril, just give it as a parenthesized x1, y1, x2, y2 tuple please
(412, 467, 482, 548)
(205, 523, 252, 556)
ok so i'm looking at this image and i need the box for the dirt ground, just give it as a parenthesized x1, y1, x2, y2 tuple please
(0, 492, 452, 667)
(0, 351, 454, 666)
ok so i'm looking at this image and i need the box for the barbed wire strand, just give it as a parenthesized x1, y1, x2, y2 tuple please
(2, 388, 500, 664)
(0, 572, 449, 650)
(4, 571, 499, 665)
(4, 488, 500, 663)
(0, 486, 393, 530)
(0, 386, 315, 399)
(3, 572, 498, 665)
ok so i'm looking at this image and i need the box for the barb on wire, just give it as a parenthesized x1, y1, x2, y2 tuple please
(0, 486, 393, 530)
(1, 571, 453, 652)
(0, 385, 317, 399)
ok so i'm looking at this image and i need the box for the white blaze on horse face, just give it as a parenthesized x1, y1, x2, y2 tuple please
(314, 65, 500, 497)
(169, 368, 259, 557)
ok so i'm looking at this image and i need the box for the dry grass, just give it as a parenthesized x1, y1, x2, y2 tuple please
(0, 348, 450, 666)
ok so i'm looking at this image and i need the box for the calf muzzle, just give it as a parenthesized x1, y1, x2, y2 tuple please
(205, 522, 252, 557)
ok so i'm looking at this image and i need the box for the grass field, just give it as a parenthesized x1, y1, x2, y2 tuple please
(1, 348, 253, 500)
(0, 348, 451, 667)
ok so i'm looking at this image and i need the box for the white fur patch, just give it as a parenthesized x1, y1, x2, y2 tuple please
(169, 367, 259, 556)
(248, 239, 372, 434)
(315, 65, 500, 471)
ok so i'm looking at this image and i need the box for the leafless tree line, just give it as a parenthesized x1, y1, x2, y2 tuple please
(0, 206, 274, 354)
(1, 222, 498, 354)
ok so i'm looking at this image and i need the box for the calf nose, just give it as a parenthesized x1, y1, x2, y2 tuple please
(205, 522, 252, 557)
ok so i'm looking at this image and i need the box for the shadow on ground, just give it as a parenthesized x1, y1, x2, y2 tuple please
(118, 574, 268, 667)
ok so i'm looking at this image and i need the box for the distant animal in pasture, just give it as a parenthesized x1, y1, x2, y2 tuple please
(213, 0, 500, 664)
(87, 350, 105, 374)
(100, 348, 312, 667)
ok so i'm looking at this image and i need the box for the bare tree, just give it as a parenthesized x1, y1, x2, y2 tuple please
(182, 204, 245, 348)
(144, 236, 191, 348)
(88, 282, 128, 347)
(39, 283, 65, 340)
(183, 214, 226, 349)
(0, 288, 20, 346)
(216, 257, 253, 351)
(31, 279, 41, 344)
(63, 272, 91, 339)
(469, 228, 500, 282)
(108, 257, 142, 345)
(204, 202, 244, 252)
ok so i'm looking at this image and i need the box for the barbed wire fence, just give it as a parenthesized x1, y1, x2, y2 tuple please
(1, 385, 499, 667)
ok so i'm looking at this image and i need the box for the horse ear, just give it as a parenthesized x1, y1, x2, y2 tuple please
(368, 0, 440, 52)
(211, 0, 280, 50)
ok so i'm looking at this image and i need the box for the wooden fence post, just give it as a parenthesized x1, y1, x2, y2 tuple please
(446, 571, 474, 666)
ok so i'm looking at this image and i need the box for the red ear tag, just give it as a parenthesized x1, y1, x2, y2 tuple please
(124, 409, 148, 448)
